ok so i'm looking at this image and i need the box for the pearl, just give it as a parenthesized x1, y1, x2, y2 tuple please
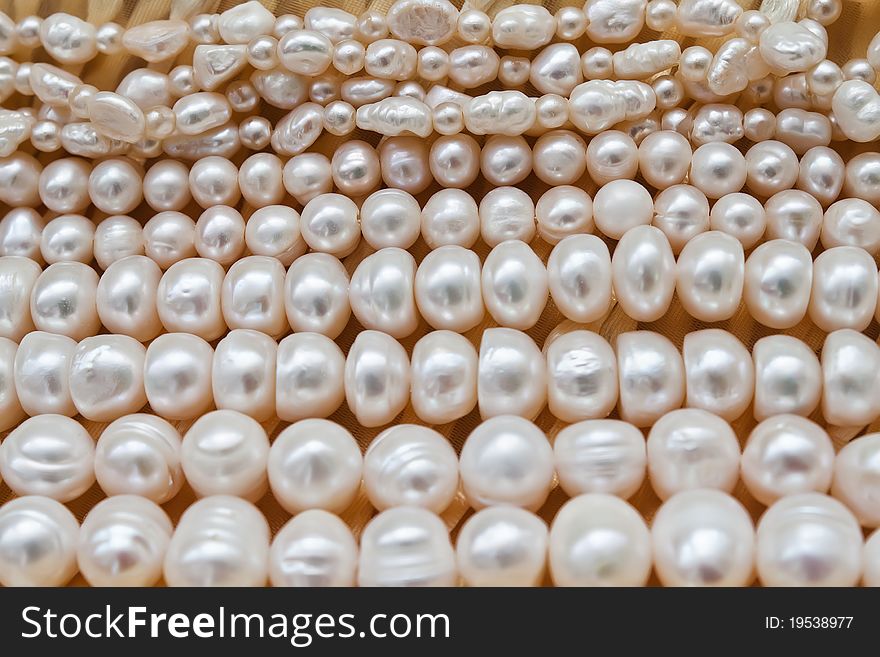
(546, 329, 618, 423)
(87, 158, 143, 215)
(245, 205, 306, 267)
(239, 116, 272, 149)
(0, 496, 79, 587)
(611, 226, 676, 323)
(189, 156, 240, 208)
(617, 331, 685, 427)
(536, 187, 594, 247)
(410, 330, 477, 425)
(237, 153, 283, 208)
(212, 329, 276, 422)
(221, 256, 287, 337)
(0, 256, 40, 342)
(479, 186, 535, 246)
(30, 262, 100, 341)
(594, 179, 653, 239)
(549, 493, 652, 586)
(378, 136, 431, 194)
(361, 188, 420, 250)
(276, 332, 345, 421)
(68, 335, 146, 422)
(0, 154, 41, 208)
(756, 493, 862, 586)
(809, 246, 878, 332)
(832, 80, 880, 143)
(652, 184, 710, 254)
(143, 333, 214, 421)
(350, 247, 417, 339)
(844, 152, 880, 205)
(448, 45, 499, 88)
(0, 415, 95, 502)
(172, 92, 231, 137)
(13, 331, 76, 416)
(284, 253, 351, 339)
(94, 216, 144, 271)
(415, 245, 482, 332)
(96, 256, 161, 342)
(480, 135, 531, 187)
(683, 329, 753, 422)
(272, 102, 323, 155)
(676, 231, 744, 322)
(532, 131, 587, 185)
(269, 510, 358, 587)
(744, 239, 812, 329)
(752, 335, 822, 421)
(300, 193, 360, 257)
(40, 13, 96, 64)
(741, 414, 834, 505)
(547, 235, 611, 325)
(195, 206, 246, 266)
(429, 134, 480, 189)
(421, 189, 479, 249)
(764, 189, 823, 249)
(77, 496, 172, 587)
(164, 495, 269, 587)
(652, 490, 755, 586)
(39, 157, 90, 214)
(586, 130, 637, 186)
(638, 130, 691, 189)
(0, 209, 43, 263)
(0, 338, 25, 432)
(689, 142, 747, 199)
(481, 240, 547, 330)
(345, 330, 410, 428)
(358, 507, 455, 587)
(478, 329, 546, 421)
(157, 258, 226, 341)
(364, 424, 458, 513)
(251, 68, 308, 110)
(143, 160, 191, 212)
(821, 329, 880, 427)
(709, 192, 766, 249)
(283, 153, 332, 205)
(833, 432, 880, 528)
(821, 198, 880, 253)
(217, 1, 274, 44)
(456, 507, 548, 587)
(40, 214, 93, 265)
(460, 415, 553, 511)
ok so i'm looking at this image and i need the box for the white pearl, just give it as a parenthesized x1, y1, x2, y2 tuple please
(617, 331, 685, 428)
(164, 495, 269, 587)
(271, 103, 324, 156)
(535, 186, 593, 245)
(40, 13, 96, 64)
(745, 140, 799, 196)
(689, 142, 747, 199)
(821, 198, 880, 253)
(0, 208, 44, 262)
(282, 153, 331, 205)
(77, 496, 172, 587)
(144, 333, 214, 421)
(284, 253, 351, 339)
(809, 245, 878, 332)
(492, 4, 554, 48)
(833, 432, 880, 528)
(411, 330, 477, 425)
(181, 409, 269, 501)
(756, 493, 862, 586)
(478, 328, 546, 421)
(358, 507, 456, 587)
(593, 179, 653, 239)
(0, 414, 95, 502)
(361, 188, 421, 249)
(741, 414, 834, 505)
(0, 256, 40, 341)
(350, 247, 418, 339)
(844, 152, 880, 205)
(587, 130, 638, 186)
(821, 329, 880, 427)
(0, 337, 24, 432)
(68, 335, 146, 422)
(157, 258, 226, 341)
(172, 92, 231, 137)
(344, 330, 410, 428)
(752, 335, 822, 421)
(460, 415, 553, 511)
(554, 419, 645, 499)
(0, 496, 79, 586)
(195, 206, 246, 266)
(94, 216, 144, 271)
(40, 214, 94, 264)
(652, 490, 755, 586)
(448, 45, 500, 89)
(415, 245, 482, 332)
(30, 261, 100, 340)
(611, 226, 676, 323)
(584, 0, 647, 43)
(831, 79, 880, 143)
(189, 155, 240, 208)
(456, 507, 548, 587)
(480, 136, 532, 187)
(547, 235, 611, 324)
(212, 329, 276, 422)
(269, 509, 358, 587)
(300, 193, 360, 257)
(268, 419, 362, 514)
(744, 239, 812, 329)
(221, 255, 287, 337)
(683, 329, 753, 421)
(421, 189, 479, 249)
(549, 493, 652, 586)
(364, 424, 458, 513)
(0, 154, 41, 208)
(218, 1, 275, 44)
(13, 331, 76, 416)
(676, 231, 744, 322)
(638, 130, 691, 190)
(759, 21, 826, 74)
(479, 186, 535, 247)
(238, 153, 283, 208)
(709, 192, 766, 249)
(429, 134, 480, 189)
(252, 68, 309, 110)
(546, 330, 618, 423)
(530, 43, 582, 95)
(143, 211, 196, 268)
(276, 332, 345, 422)
(481, 240, 547, 330)
(764, 189, 823, 249)
(652, 184, 710, 254)
(115, 69, 171, 110)
(245, 205, 306, 267)
(532, 131, 587, 185)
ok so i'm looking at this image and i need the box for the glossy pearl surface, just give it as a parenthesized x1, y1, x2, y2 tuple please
(68, 334, 147, 422)
(410, 330, 477, 424)
(344, 330, 410, 428)
(284, 253, 351, 339)
(212, 329, 276, 421)
(350, 247, 418, 339)
(415, 245, 483, 332)
(616, 331, 684, 427)
(478, 328, 546, 421)
(0, 496, 79, 586)
(683, 329, 753, 422)
(753, 335, 822, 421)
(832, 432, 880, 528)
(611, 226, 676, 323)
(13, 331, 76, 416)
(547, 330, 618, 423)
(276, 332, 345, 421)
(269, 510, 358, 587)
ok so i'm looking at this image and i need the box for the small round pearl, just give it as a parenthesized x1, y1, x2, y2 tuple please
(480, 135, 532, 187)
(752, 335, 822, 421)
(350, 247, 418, 338)
(39, 157, 90, 214)
(245, 205, 306, 266)
(331, 140, 381, 196)
(88, 158, 143, 215)
(481, 240, 547, 330)
(379, 136, 432, 194)
(344, 330, 410, 428)
(300, 193, 360, 257)
(652, 490, 755, 587)
(358, 507, 456, 587)
(77, 496, 172, 587)
(742, 414, 834, 506)
(0, 415, 95, 502)
(276, 332, 345, 421)
(221, 256, 287, 337)
(676, 231, 744, 322)
(30, 261, 100, 341)
(832, 432, 880, 527)
(189, 156, 240, 208)
(456, 507, 548, 587)
(40, 214, 94, 265)
(764, 189, 824, 249)
(546, 330, 618, 423)
(364, 424, 458, 513)
(479, 186, 535, 246)
(415, 245, 483, 332)
(269, 509, 358, 587)
(689, 142, 747, 199)
(429, 134, 480, 189)
(709, 192, 766, 249)
(283, 153, 332, 204)
(683, 329, 754, 422)
(0, 153, 42, 207)
(143, 211, 197, 269)
(421, 189, 479, 249)
(410, 330, 478, 425)
(652, 184, 710, 254)
(532, 130, 587, 185)
(745, 140, 799, 196)
(587, 130, 638, 185)
(94, 215, 144, 270)
(164, 495, 269, 587)
(195, 206, 246, 266)
(13, 331, 76, 416)
(212, 329, 276, 421)
(756, 493, 863, 587)
(360, 188, 421, 249)
(459, 415, 553, 511)
(593, 179, 653, 239)
(0, 496, 79, 586)
(268, 419, 362, 515)
(611, 226, 676, 323)
(143, 333, 214, 421)
(744, 239, 813, 329)
(535, 186, 593, 245)
(549, 493, 652, 587)
(809, 245, 878, 332)
(638, 130, 691, 189)
(478, 328, 546, 421)
(284, 253, 351, 339)
(181, 409, 269, 501)
(238, 153, 284, 208)
(68, 335, 146, 422)
(157, 258, 226, 341)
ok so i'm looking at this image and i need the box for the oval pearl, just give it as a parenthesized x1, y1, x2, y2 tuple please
(421, 189, 479, 249)
(331, 140, 381, 196)
(300, 193, 360, 257)
(756, 493, 862, 587)
(0, 338, 25, 432)
(809, 245, 878, 332)
(143, 333, 214, 421)
(243, 206, 305, 267)
(40, 214, 94, 264)
(221, 255, 287, 337)
(821, 198, 880, 253)
(0, 153, 42, 207)
(689, 142, 747, 199)
(652, 184, 710, 254)
(481, 240, 547, 330)
(478, 328, 546, 421)
(611, 225, 676, 322)
(68, 335, 146, 422)
(268, 419, 362, 514)
(844, 152, 880, 205)
(616, 331, 685, 427)
(96, 256, 162, 343)
(157, 258, 226, 341)
(460, 415, 553, 511)
(549, 493, 652, 587)
(0, 496, 79, 586)
(547, 235, 611, 324)
(344, 330, 410, 428)
(276, 332, 345, 422)
(364, 424, 458, 513)
(358, 507, 456, 587)
(269, 509, 358, 587)
(88, 158, 143, 215)
(13, 331, 76, 416)
(39, 157, 90, 214)
(410, 330, 477, 425)
(676, 231, 744, 322)
(94, 216, 144, 270)
(764, 189, 823, 249)
(429, 134, 480, 189)
(30, 261, 100, 341)
(194, 206, 246, 266)
(593, 179, 653, 239)
(821, 329, 880, 427)
(164, 495, 269, 587)
(282, 153, 331, 205)
(415, 245, 482, 332)
(638, 130, 691, 189)
(532, 131, 587, 185)
(709, 192, 766, 249)
(832, 432, 880, 528)
(350, 247, 418, 339)
(0, 256, 41, 341)
(360, 188, 420, 250)
(546, 330, 618, 423)
(0, 415, 95, 502)
(743, 239, 812, 329)
(554, 419, 645, 499)
(284, 253, 350, 339)
(211, 329, 276, 422)
(181, 410, 269, 501)
(143, 211, 197, 269)
(652, 490, 755, 587)
(479, 186, 535, 247)
(238, 153, 284, 208)
(535, 186, 593, 244)
(683, 329, 753, 421)
(0, 208, 44, 262)
(741, 414, 834, 505)
(77, 496, 172, 587)
(752, 335, 822, 421)
(456, 507, 548, 587)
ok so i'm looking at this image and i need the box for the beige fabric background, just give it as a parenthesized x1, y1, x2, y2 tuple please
(1, 0, 880, 586)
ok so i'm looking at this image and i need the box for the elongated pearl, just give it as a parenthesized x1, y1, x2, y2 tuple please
(617, 331, 685, 427)
(350, 247, 418, 339)
(284, 253, 350, 339)
(676, 231, 744, 322)
(13, 331, 75, 416)
(481, 240, 547, 330)
(612, 225, 676, 323)
(753, 335, 822, 421)
(546, 330, 618, 423)
(269, 509, 357, 587)
(410, 330, 477, 425)
(212, 329, 276, 422)
(683, 329, 753, 421)
(820, 329, 880, 427)
(144, 333, 214, 421)
(478, 328, 546, 421)
(415, 245, 482, 332)
(221, 255, 287, 337)
(547, 235, 611, 324)
(345, 330, 410, 428)
(275, 332, 344, 422)
(809, 245, 878, 332)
